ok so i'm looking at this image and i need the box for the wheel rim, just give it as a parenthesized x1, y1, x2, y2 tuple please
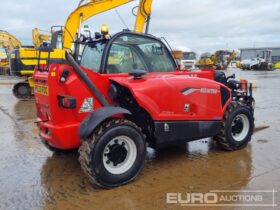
(103, 136, 137, 175)
(18, 85, 28, 96)
(231, 114, 250, 142)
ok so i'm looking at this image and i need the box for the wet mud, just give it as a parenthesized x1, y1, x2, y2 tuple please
(0, 70, 280, 210)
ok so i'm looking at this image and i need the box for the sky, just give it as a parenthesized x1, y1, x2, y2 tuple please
(1, 0, 280, 54)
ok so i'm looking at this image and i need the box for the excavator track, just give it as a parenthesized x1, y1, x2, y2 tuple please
(12, 81, 34, 100)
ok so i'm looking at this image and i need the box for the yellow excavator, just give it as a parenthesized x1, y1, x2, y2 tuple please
(10, 28, 64, 99)
(62, 0, 152, 52)
(0, 30, 22, 75)
(11, 0, 152, 99)
(196, 52, 215, 68)
(197, 50, 238, 70)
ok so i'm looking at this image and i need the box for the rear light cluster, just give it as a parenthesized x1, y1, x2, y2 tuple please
(240, 79, 248, 91)
(58, 95, 77, 109)
(240, 79, 253, 96)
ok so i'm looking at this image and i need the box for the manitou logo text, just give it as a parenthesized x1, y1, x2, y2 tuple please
(200, 88, 219, 94)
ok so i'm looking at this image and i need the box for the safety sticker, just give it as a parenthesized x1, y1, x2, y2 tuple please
(79, 97, 94, 113)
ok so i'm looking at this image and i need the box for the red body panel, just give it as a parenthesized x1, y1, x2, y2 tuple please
(111, 75, 225, 121)
(34, 64, 230, 149)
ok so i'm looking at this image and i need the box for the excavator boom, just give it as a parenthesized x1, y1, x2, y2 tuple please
(63, 0, 133, 50)
(0, 30, 21, 51)
(32, 28, 50, 48)
(134, 0, 152, 33)
(63, 0, 153, 50)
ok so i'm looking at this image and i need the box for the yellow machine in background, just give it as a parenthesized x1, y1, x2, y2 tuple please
(0, 48, 10, 74)
(197, 50, 238, 70)
(196, 52, 215, 68)
(0, 30, 22, 74)
(10, 28, 67, 99)
(10, 0, 153, 99)
(0, 30, 21, 51)
(274, 62, 280, 69)
(9, 28, 53, 99)
(62, 0, 152, 51)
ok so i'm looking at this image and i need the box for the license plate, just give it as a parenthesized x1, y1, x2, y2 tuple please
(34, 84, 49, 96)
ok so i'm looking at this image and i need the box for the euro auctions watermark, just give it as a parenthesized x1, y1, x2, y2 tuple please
(166, 190, 278, 207)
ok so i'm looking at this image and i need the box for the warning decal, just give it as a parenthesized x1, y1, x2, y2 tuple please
(79, 98, 94, 113)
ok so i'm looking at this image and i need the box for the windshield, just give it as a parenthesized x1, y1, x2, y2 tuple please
(80, 33, 176, 73)
(80, 42, 105, 72)
(106, 34, 176, 73)
(0, 48, 7, 59)
(182, 52, 196, 60)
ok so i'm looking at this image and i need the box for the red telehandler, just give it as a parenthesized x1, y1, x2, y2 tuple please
(34, 0, 255, 188)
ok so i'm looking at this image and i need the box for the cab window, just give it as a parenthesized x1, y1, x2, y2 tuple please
(106, 34, 175, 73)
(107, 43, 146, 73)
(80, 42, 105, 72)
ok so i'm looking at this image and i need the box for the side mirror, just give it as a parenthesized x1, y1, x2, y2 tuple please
(129, 69, 147, 80)
(95, 32, 102, 39)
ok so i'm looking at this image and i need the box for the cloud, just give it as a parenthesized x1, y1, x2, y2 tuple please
(0, 0, 279, 53)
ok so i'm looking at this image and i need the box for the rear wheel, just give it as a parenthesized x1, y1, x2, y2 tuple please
(79, 119, 146, 188)
(214, 102, 254, 151)
(13, 82, 33, 100)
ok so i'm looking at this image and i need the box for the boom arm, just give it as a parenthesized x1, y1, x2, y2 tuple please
(0, 30, 21, 51)
(63, 0, 153, 50)
(134, 0, 153, 33)
(63, 0, 133, 50)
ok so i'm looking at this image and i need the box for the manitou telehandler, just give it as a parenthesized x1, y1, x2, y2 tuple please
(34, 0, 255, 188)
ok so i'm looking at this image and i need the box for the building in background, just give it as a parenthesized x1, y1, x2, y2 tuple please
(240, 47, 280, 64)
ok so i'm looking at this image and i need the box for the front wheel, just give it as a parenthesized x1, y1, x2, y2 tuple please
(214, 102, 254, 151)
(79, 119, 146, 188)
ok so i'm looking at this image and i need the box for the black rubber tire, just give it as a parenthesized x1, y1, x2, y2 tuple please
(79, 119, 146, 188)
(41, 139, 77, 154)
(214, 102, 254, 151)
(12, 82, 33, 100)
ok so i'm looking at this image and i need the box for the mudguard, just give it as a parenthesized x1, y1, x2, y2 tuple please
(78, 106, 131, 139)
